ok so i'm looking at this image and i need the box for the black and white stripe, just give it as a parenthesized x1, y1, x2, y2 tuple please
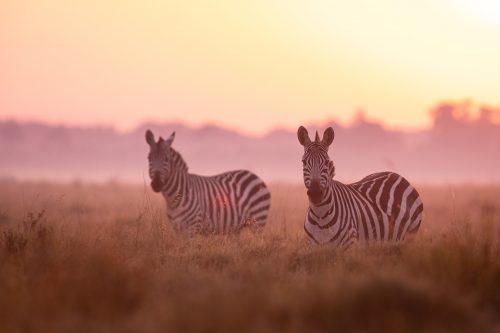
(297, 126, 423, 248)
(146, 130, 271, 234)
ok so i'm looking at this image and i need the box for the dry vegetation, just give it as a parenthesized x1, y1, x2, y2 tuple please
(0, 179, 499, 333)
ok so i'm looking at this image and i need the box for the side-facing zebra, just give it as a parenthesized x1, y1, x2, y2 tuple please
(297, 126, 423, 248)
(145, 129, 271, 234)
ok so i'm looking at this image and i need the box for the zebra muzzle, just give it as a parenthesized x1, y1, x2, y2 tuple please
(151, 175, 164, 193)
(307, 182, 323, 204)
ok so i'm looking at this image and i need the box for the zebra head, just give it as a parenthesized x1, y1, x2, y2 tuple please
(297, 126, 335, 205)
(145, 129, 175, 193)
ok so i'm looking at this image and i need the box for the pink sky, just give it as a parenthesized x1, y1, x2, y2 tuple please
(1, 0, 499, 134)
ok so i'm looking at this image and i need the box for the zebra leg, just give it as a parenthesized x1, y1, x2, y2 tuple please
(239, 216, 265, 235)
(245, 207, 269, 234)
(183, 213, 207, 236)
(342, 228, 359, 250)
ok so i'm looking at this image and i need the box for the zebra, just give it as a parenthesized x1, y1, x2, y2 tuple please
(297, 126, 423, 248)
(145, 129, 271, 234)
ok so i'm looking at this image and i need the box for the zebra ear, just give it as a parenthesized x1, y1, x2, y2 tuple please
(322, 127, 335, 147)
(297, 126, 311, 146)
(165, 131, 175, 147)
(145, 130, 155, 146)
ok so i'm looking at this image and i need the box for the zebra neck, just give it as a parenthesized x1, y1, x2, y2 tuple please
(161, 148, 189, 208)
(309, 183, 336, 218)
(170, 148, 188, 173)
(162, 169, 189, 208)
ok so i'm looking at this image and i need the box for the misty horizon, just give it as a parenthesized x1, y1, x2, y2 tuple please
(2, 101, 499, 184)
(2, 100, 498, 137)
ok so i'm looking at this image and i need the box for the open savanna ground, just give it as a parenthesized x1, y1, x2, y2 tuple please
(0, 179, 499, 333)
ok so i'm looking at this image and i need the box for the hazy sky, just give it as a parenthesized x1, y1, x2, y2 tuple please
(1, 0, 499, 134)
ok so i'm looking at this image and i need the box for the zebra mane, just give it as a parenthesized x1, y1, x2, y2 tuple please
(170, 147, 188, 173)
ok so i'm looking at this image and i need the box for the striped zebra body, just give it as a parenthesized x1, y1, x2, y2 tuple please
(304, 172, 423, 247)
(298, 126, 423, 248)
(146, 130, 270, 234)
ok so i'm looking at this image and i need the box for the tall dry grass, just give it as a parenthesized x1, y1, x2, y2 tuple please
(0, 179, 499, 332)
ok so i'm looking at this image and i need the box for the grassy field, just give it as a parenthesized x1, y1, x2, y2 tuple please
(0, 179, 499, 333)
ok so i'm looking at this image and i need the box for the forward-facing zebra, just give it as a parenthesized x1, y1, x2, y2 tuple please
(298, 126, 423, 248)
(146, 129, 271, 234)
